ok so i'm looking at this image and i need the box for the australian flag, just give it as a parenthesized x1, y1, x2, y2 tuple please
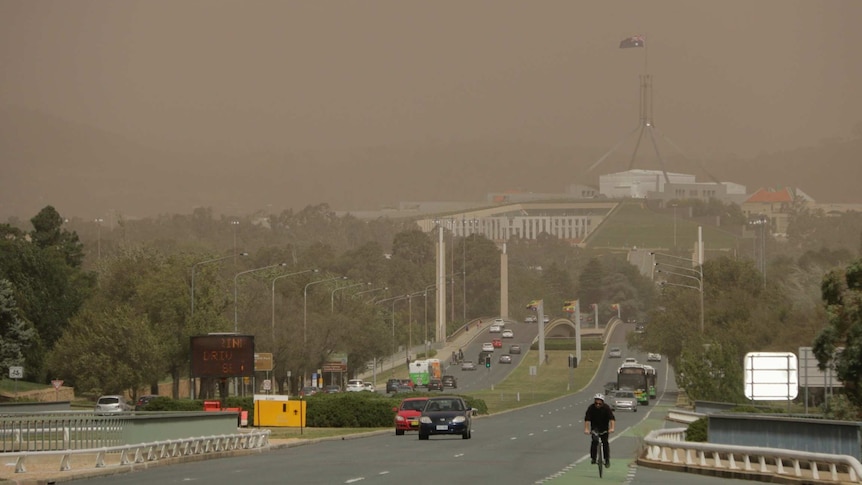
(619, 35, 645, 48)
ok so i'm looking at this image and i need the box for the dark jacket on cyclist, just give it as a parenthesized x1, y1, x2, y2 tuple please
(584, 394, 615, 464)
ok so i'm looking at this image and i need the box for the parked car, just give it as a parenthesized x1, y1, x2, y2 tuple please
(134, 395, 157, 411)
(393, 397, 429, 435)
(482, 342, 494, 352)
(300, 386, 319, 397)
(608, 347, 622, 358)
(95, 395, 131, 414)
(647, 352, 662, 362)
(610, 390, 638, 412)
(498, 354, 512, 364)
(460, 361, 476, 371)
(441, 375, 458, 388)
(427, 379, 444, 391)
(418, 396, 473, 440)
(501, 329, 514, 338)
(492, 338, 503, 348)
(346, 379, 365, 392)
(489, 324, 502, 333)
(509, 344, 522, 354)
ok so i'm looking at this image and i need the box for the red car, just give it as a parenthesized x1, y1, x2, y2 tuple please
(492, 338, 503, 348)
(393, 397, 429, 435)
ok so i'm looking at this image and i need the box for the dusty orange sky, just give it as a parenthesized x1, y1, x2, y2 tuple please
(1, 1, 860, 219)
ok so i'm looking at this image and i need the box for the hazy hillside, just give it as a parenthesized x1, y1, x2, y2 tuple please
(2, 105, 860, 221)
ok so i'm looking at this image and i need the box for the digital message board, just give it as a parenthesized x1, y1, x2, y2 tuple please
(190, 334, 255, 378)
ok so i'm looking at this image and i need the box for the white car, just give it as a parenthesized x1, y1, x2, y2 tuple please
(610, 390, 638, 412)
(647, 352, 662, 362)
(481, 342, 494, 352)
(501, 329, 514, 338)
(489, 324, 502, 333)
(346, 379, 365, 392)
(362, 382, 376, 392)
(524, 315, 537, 323)
(543, 315, 550, 324)
(493, 318, 505, 326)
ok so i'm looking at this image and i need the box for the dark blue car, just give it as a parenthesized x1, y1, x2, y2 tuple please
(418, 396, 472, 440)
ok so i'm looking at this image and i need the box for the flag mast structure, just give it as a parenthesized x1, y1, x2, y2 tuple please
(588, 35, 724, 186)
(588, 34, 670, 183)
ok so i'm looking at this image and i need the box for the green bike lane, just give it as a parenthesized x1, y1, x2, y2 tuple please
(539, 396, 676, 484)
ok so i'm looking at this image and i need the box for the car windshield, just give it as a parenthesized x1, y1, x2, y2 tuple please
(98, 397, 119, 405)
(403, 400, 426, 411)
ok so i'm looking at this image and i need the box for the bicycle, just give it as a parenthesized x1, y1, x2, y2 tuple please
(590, 429, 609, 478)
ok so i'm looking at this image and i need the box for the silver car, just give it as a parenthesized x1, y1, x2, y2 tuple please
(610, 390, 638, 412)
(94, 395, 131, 414)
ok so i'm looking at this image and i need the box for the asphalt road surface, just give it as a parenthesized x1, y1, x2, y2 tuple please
(72, 323, 760, 485)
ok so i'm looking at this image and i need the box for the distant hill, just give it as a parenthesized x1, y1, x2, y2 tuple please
(2, 104, 860, 221)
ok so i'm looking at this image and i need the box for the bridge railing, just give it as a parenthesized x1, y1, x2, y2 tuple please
(641, 427, 862, 483)
(3, 429, 270, 475)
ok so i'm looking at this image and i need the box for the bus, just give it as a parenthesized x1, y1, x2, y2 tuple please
(643, 364, 657, 399)
(409, 359, 442, 387)
(617, 363, 649, 405)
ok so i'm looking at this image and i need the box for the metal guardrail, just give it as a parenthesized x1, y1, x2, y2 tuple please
(641, 427, 862, 483)
(1, 412, 127, 451)
(5, 429, 270, 475)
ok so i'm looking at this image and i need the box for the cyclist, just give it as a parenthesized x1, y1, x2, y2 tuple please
(583, 393, 615, 467)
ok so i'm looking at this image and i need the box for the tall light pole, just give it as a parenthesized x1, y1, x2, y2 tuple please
(192, 252, 249, 316)
(461, 217, 478, 324)
(671, 204, 678, 249)
(230, 220, 240, 265)
(95, 218, 104, 260)
(652, 252, 704, 333)
(406, 291, 425, 360)
(271, 269, 318, 343)
(303, 276, 347, 344)
(234, 262, 287, 333)
(749, 215, 768, 287)
(331, 282, 370, 312)
(355, 286, 387, 301)
(423, 283, 436, 348)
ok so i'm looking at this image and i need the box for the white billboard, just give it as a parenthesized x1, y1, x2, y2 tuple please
(744, 352, 798, 401)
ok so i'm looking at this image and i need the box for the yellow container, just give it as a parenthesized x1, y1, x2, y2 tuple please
(252, 395, 307, 427)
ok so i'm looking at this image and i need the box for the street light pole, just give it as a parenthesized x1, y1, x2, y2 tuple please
(303, 276, 348, 344)
(331, 282, 370, 312)
(230, 220, 240, 265)
(95, 218, 104, 260)
(271, 269, 318, 344)
(234, 262, 287, 333)
(355, 286, 388, 301)
(192, 252, 249, 316)
(652, 253, 704, 333)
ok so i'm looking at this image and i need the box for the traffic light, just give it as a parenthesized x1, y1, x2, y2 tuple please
(485, 355, 491, 368)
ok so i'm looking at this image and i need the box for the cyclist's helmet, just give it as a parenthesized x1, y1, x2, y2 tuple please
(593, 393, 605, 402)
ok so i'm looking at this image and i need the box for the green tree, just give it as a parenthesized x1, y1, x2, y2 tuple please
(0, 208, 94, 381)
(813, 259, 862, 406)
(0, 279, 36, 376)
(579, 258, 605, 308)
(46, 305, 162, 397)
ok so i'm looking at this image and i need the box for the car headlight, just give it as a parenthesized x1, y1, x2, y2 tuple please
(419, 416, 433, 424)
(395, 415, 406, 422)
(452, 416, 466, 423)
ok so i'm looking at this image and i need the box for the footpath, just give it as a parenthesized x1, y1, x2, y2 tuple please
(357, 319, 484, 385)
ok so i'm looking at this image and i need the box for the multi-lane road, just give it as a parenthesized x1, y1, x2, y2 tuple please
(73, 320, 755, 484)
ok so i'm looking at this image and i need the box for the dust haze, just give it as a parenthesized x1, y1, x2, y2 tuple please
(1, 1, 860, 220)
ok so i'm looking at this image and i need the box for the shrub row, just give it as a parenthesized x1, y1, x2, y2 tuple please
(139, 392, 487, 428)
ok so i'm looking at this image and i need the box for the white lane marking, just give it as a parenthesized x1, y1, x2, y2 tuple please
(345, 478, 365, 483)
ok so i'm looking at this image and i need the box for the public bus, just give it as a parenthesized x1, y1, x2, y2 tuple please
(409, 359, 442, 387)
(644, 364, 657, 399)
(617, 363, 649, 405)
